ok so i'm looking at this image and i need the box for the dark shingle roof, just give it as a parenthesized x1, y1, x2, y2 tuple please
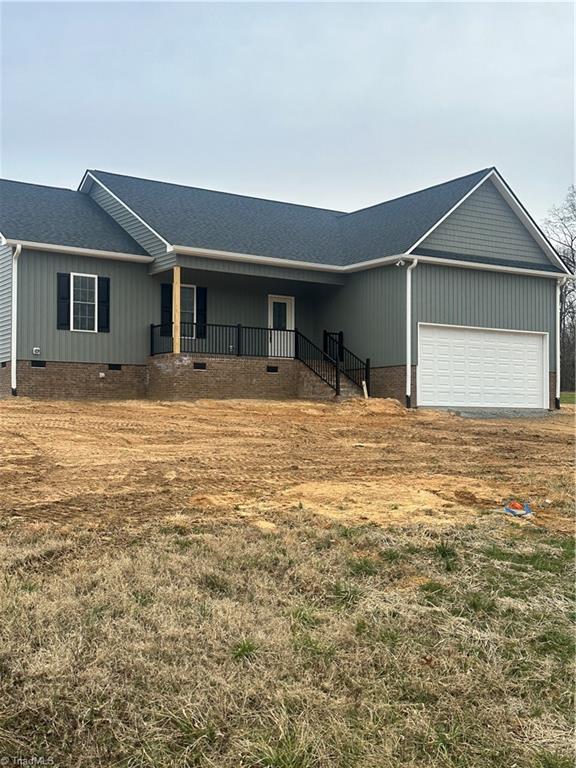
(0, 179, 147, 255)
(88, 168, 494, 266)
(337, 169, 492, 264)
(88, 170, 345, 264)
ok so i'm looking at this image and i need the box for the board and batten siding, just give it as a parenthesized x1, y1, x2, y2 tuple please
(314, 264, 407, 367)
(179, 267, 323, 342)
(17, 250, 159, 365)
(412, 263, 556, 369)
(89, 181, 169, 258)
(421, 179, 552, 267)
(0, 243, 12, 362)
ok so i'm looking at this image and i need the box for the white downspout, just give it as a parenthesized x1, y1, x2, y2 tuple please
(406, 258, 419, 408)
(555, 276, 568, 409)
(10, 244, 22, 396)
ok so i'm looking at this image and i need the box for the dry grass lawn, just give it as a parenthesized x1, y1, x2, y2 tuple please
(0, 397, 574, 767)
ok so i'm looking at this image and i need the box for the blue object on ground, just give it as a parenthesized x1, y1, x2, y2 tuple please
(504, 502, 533, 518)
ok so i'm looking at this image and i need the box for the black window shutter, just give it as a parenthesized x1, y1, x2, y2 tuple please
(57, 273, 70, 330)
(97, 277, 110, 333)
(196, 287, 207, 339)
(160, 283, 173, 337)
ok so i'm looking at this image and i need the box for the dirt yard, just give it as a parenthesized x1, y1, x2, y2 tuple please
(0, 398, 574, 768)
(0, 397, 574, 533)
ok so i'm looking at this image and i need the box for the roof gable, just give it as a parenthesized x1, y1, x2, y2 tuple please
(88, 170, 345, 265)
(0, 179, 146, 255)
(417, 176, 559, 270)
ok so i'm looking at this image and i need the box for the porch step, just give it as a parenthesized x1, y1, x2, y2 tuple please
(296, 363, 363, 401)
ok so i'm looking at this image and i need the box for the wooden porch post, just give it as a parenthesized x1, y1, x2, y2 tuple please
(172, 265, 181, 355)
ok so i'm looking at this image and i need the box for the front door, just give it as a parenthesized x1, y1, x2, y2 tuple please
(268, 295, 295, 357)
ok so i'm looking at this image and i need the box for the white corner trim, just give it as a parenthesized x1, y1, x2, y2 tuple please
(406, 170, 495, 255)
(4, 239, 154, 263)
(79, 171, 173, 249)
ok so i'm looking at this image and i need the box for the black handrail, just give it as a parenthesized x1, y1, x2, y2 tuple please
(296, 330, 340, 394)
(324, 331, 370, 394)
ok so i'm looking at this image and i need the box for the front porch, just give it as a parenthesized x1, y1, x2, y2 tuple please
(150, 265, 370, 397)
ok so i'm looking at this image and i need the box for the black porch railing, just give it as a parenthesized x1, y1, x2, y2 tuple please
(324, 331, 370, 394)
(150, 322, 369, 396)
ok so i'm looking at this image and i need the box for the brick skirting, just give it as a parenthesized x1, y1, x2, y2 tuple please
(370, 365, 416, 406)
(0, 361, 147, 400)
(0, 359, 557, 408)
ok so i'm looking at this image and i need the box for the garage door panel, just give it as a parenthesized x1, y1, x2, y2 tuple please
(418, 325, 547, 408)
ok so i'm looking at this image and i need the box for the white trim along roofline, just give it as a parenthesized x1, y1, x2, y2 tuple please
(77, 171, 173, 250)
(3, 239, 154, 263)
(172, 244, 571, 279)
(406, 168, 570, 275)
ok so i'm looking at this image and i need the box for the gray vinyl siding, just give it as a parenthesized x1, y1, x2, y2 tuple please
(17, 250, 159, 364)
(180, 267, 322, 341)
(421, 179, 553, 267)
(412, 264, 556, 369)
(314, 265, 407, 367)
(89, 181, 169, 258)
(176, 254, 345, 285)
(0, 243, 12, 361)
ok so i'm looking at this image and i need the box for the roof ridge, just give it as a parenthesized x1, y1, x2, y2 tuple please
(338, 167, 495, 218)
(89, 169, 346, 215)
(0, 178, 77, 193)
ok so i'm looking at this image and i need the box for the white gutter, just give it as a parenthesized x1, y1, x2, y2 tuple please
(172, 244, 569, 279)
(555, 276, 568, 408)
(405, 258, 419, 407)
(4, 239, 154, 263)
(10, 244, 22, 396)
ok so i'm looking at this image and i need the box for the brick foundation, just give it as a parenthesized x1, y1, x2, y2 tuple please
(0, 361, 147, 400)
(370, 365, 416, 406)
(0, 358, 557, 408)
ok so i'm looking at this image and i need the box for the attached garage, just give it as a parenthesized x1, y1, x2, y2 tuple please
(417, 323, 549, 409)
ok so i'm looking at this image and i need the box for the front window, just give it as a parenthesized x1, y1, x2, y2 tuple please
(181, 285, 196, 337)
(71, 273, 97, 332)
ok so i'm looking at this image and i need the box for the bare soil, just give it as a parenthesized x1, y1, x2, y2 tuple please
(0, 397, 573, 534)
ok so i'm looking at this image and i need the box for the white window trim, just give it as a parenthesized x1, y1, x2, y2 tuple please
(70, 272, 98, 333)
(180, 283, 197, 340)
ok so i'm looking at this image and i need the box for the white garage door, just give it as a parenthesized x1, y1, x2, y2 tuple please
(418, 324, 548, 409)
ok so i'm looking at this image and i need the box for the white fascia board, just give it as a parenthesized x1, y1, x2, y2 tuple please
(412, 253, 572, 279)
(172, 244, 570, 279)
(5, 239, 154, 263)
(172, 245, 405, 272)
(78, 171, 172, 249)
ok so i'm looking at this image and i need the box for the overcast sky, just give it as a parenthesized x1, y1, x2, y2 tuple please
(0, 2, 573, 220)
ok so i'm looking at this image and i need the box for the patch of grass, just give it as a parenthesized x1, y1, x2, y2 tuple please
(290, 606, 320, 629)
(464, 591, 497, 616)
(347, 556, 378, 577)
(560, 391, 575, 404)
(531, 628, 574, 663)
(198, 572, 231, 595)
(419, 580, 449, 605)
(328, 581, 361, 609)
(232, 638, 259, 661)
(434, 541, 458, 572)
(132, 589, 154, 607)
(244, 732, 313, 768)
(380, 548, 403, 563)
(483, 544, 569, 574)
(533, 752, 574, 768)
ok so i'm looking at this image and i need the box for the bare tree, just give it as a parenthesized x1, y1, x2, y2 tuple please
(543, 186, 575, 393)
